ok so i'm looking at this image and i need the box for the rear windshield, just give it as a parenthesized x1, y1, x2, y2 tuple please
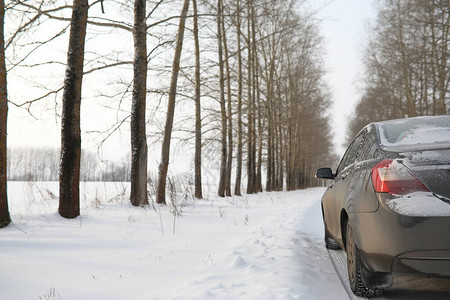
(376, 116, 450, 151)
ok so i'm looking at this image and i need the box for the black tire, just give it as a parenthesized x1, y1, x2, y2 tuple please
(346, 222, 384, 298)
(325, 227, 341, 250)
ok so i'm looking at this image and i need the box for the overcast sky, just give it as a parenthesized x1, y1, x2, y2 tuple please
(317, 0, 376, 156)
(7, 0, 377, 162)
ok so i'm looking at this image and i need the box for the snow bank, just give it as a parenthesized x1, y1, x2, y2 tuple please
(0, 183, 346, 299)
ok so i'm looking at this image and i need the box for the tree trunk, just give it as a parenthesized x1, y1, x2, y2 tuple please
(277, 109, 284, 191)
(193, 0, 203, 199)
(234, 0, 243, 196)
(222, 5, 233, 197)
(130, 0, 148, 206)
(217, 0, 227, 198)
(251, 5, 259, 192)
(156, 0, 190, 204)
(59, 0, 88, 219)
(0, 0, 10, 228)
(286, 64, 297, 191)
(246, 0, 254, 194)
(255, 26, 264, 193)
(266, 108, 273, 192)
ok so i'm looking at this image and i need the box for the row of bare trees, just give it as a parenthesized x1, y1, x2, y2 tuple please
(348, 0, 449, 140)
(0, 0, 334, 227)
(212, 0, 334, 194)
(7, 147, 129, 182)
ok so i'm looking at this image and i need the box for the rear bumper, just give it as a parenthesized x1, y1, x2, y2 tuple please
(392, 250, 450, 276)
(350, 194, 450, 275)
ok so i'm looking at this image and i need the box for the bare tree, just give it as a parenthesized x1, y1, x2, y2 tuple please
(59, 0, 89, 219)
(234, 0, 243, 196)
(217, 0, 227, 197)
(245, 0, 255, 194)
(251, 1, 262, 192)
(0, 0, 10, 228)
(130, 0, 148, 206)
(193, 0, 203, 199)
(221, 1, 233, 197)
(156, 0, 190, 204)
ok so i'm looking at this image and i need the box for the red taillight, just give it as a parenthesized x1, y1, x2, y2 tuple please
(371, 159, 429, 195)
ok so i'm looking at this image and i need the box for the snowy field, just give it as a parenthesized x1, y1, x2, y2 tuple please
(0, 182, 347, 300)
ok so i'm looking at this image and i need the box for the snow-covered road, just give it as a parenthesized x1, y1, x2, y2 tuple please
(170, 188, 348, 299)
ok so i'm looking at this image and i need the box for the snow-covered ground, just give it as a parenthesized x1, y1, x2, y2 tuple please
(0, 182, 347, 300)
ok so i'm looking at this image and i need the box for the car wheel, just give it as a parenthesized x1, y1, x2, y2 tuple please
(346, 222, 384, 297)
(325, 227, 341, 250)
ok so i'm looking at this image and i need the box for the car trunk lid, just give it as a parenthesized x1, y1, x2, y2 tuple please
(402, 149, 450, 199)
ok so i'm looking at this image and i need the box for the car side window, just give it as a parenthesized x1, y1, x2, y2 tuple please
(337, 131, 366, 175)
(336, 147, 350, 175)
(359, 130, 377, 161)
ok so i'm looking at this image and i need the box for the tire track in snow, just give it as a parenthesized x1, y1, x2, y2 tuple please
(328, 249, 361, 300)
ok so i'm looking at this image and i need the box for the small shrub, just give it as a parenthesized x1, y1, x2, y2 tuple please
(39, 287, 57, 299)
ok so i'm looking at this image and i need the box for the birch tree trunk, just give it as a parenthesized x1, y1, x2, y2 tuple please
(193, 0, 203, 199)
(234, 0, 243, 196)
(59, 0, 88, 219)
(156, 0, 190, 204)
(245, 0, 254, 194)
(217, 0, 227, 197)
(0, 0, 10, 228)
(130, 0, 148, 206)
(221, 5, 233, 197)
(251, 4, 261, 192)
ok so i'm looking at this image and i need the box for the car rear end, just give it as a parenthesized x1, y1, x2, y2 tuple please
(353, 117, 450, 277)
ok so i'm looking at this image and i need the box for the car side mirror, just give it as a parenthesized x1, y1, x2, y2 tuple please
(316, 168, 335, 179)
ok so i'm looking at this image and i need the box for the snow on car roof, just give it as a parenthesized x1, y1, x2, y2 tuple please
(375, 116, 450, 152)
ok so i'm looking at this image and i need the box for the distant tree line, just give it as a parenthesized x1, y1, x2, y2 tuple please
(7, 147, 130, 182)
(348, 0, 449, 142)
(0, 0, 334, 226)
